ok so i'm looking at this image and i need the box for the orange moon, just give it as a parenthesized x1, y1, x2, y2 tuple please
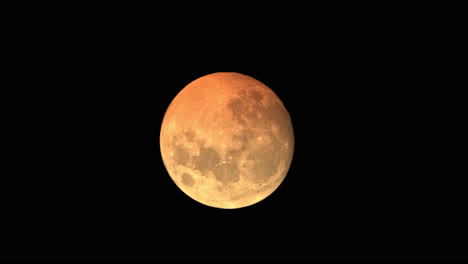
(160, 72, 294, 209)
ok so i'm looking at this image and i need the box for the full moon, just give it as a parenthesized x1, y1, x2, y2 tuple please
(160, 72, 294, 209)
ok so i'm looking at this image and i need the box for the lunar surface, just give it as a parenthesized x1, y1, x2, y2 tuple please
(160, 72, 294, 209)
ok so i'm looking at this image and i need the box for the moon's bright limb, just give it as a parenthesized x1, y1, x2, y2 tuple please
(160, 72, 294, 209)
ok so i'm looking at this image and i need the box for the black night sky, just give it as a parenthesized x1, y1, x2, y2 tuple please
(3, 3, 465, 261)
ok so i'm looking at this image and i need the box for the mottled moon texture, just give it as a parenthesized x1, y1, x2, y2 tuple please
(160, 72, 294, 209)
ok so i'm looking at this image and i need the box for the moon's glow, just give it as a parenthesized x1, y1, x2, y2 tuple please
(160, 72, 294, 209)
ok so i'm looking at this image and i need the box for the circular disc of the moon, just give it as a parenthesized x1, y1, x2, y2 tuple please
(160, 72, 294, 209)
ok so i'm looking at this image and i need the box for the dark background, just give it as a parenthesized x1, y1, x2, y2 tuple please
(2, 3, 465, 261)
